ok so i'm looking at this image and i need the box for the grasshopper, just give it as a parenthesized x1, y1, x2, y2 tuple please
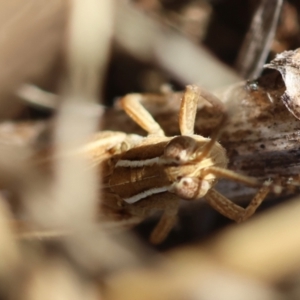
(94, 85, 272, 244)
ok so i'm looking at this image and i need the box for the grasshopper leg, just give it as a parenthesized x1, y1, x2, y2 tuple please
(120, 94, 165, 137)
(205, 181, 272, 222)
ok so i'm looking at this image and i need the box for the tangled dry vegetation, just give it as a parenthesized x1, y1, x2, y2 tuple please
(2, 0, 300, 299)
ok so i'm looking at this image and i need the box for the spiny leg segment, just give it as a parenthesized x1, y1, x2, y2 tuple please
(205, 182, 272, 222)
(180, 85, 228, 160)
(179, 85, 227, 136)
(120, 94, 165, 137)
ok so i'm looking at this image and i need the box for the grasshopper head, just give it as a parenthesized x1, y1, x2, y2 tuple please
(162, 135, 227, 200)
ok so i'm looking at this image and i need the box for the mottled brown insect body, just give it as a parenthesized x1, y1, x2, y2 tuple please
(107, 135, 227, 205)
(96, 85, 272, 244)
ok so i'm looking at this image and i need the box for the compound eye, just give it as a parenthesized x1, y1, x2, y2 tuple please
(164, 136, 197, 163)
(169, 177, 210, 200)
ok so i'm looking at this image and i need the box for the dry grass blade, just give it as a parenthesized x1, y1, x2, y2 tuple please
(0, 198, 20, 272)
(24, 258, 100, 300)
(235, 0, 283, 79)
(114, 0, 241, 89)
(19, 0, 148, 275)
(0, 0, 67, 118)
(0, 197, 22, 299)
(24, 0, 112, 230)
